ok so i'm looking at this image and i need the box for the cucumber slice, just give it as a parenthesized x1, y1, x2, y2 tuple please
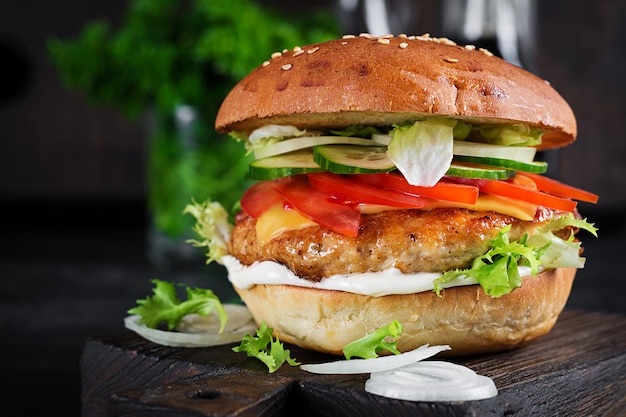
(313, 145, 396, 174)
(254, 135, 379, 159)
(446, 162, 516, 180)
(249, 149, 322, 180)
(453, 155, 548, 173)
(453, 140, 536, 163)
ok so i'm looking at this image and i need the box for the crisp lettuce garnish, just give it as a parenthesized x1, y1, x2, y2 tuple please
(527, 214, 598, 269)
(128, 279, 228, 332)
(232, 321, 301, 373)
(342, 320, 404, 359)
(184, 199, 232, 265)
(387, 119, 456, 187)
(434, 215, 598, 298)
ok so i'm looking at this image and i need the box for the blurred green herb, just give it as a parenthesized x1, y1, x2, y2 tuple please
(47, 0, 339, 238)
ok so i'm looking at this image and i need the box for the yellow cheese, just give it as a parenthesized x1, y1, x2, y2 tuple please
(422, 194, 537, 220)
(256, 204, 317, 245)
(256, 195, 536, 244)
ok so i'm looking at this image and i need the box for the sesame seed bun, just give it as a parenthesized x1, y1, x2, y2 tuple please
(233, 267, 576, 356)
(215, 34, 576, 150)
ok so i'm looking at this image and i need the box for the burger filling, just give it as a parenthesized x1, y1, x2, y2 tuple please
(186, 119, 598, 299)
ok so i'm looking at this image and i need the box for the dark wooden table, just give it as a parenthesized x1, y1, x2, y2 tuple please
(82, 309, 626, 417)
(3, 204, 623, 416)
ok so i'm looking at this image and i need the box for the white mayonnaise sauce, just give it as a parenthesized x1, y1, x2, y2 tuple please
(222, 255, 533, 297)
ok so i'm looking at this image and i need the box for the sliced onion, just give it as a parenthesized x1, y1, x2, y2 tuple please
(365, 361, 498, 401)
(299, 344, 450, 374)
(124, 304, 256, 348)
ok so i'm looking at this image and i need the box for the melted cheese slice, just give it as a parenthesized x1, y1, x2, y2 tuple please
(422, 194, 538, 221)
(256, 204, 316, 245)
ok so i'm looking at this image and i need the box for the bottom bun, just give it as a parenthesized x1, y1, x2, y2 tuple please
(233, 268, 576, 356)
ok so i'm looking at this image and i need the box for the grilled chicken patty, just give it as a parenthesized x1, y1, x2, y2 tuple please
(230, 207, 573, 281)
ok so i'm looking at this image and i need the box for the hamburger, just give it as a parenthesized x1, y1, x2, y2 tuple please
(188, 33, 598, 357)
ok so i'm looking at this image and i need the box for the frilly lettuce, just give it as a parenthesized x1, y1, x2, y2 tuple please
(527, 214, 598, 269)
(435, 215, 598, 298)
(342, 320, 404, 359)
(183, 199, 232, 265)
(232, 321, 301, 373)
(127, 279, 227, 332)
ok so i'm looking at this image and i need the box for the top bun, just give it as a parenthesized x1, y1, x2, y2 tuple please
(216, 34, 576, 150)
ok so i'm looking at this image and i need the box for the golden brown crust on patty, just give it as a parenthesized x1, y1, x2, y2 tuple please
(230, 207, 567, 281)
(233, 267, 576, 356)
(215, 35, 576, 150)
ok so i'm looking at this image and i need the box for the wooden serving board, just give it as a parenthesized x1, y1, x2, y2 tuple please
(81, 309, 626, 417)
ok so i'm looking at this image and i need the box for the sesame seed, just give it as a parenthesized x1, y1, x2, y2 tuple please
(262, 60, 270, 67)
(544, 79, 551, 85)
(399, 42, 408, 49)
(444, 57, 458, 63)
(342, 34, 356, 39)
(293, 49, 304, 57)
(271, 52, 282, 59)
(342, 41, 349, 45)
(307, 46, 320, 54)
(439, 37, 457, 46)
(281, 63, 292, 71)
(293, 46, 302, 52)
(464, 45, 476, 50)
(359, 33, 373, 38)
(479, 48, 494, 56)
(378, 38, 390, 44)
(398, 34, 408, 38)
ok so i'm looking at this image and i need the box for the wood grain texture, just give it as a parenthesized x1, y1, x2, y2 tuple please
(81, 309, 626, 417)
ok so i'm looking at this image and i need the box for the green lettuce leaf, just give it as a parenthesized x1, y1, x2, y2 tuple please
(128, 279, 227, 332)
(342, 320, 404, 359)
(527, 213, 598, 269)
(232, 321, 300, 373)
(434, 215, 598, 298)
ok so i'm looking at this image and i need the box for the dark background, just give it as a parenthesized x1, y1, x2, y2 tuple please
(1, 0, 625, 415)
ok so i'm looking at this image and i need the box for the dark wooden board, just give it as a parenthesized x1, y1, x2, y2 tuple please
(81, 309, 626, 417)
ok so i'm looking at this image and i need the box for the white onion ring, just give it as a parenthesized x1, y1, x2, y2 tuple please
(365, 361, 498, 401)
(299, 344, 450, 374)
(124, 304, 256, 348)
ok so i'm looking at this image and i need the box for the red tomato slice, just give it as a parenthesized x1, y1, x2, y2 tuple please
(520, 172, 599, 204)
(307, 172, 431, 208)
(240, 178, 290, 218)
(353, 172, 479, 205)
(446, 176, 577, 212)
(282, 175, 361, 237)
